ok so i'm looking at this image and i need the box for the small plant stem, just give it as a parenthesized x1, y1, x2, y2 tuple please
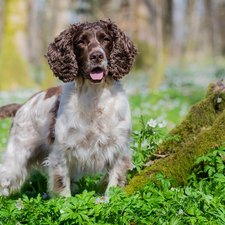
(151, 210, 163, 225)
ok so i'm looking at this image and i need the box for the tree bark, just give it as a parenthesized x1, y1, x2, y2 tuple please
(217, 1, 225, 56)
(125, 80, 225, 195)
(148, 0, 165, 90)
(204, 0, 215, 57)
(0, 0, 5, 54)
(0, 0, 35, 90)
(180, 0, 196, 66)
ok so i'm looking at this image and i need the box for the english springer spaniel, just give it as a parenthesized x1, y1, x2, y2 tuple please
(0, 19, 138, 199)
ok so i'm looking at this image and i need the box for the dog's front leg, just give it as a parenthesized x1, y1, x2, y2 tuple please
(48, 150, 71, 198)
(104, 155, 133, 201)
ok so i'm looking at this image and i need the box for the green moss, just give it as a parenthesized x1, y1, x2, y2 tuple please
(125, 83, 225, 195)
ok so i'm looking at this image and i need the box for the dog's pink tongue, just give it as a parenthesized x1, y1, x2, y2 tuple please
(90, 68, 104, 80)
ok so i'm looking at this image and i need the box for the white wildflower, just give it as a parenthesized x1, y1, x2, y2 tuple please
(16, 222, 21, 225)
(147, 118, 157, 128)
(141, 139, 148, 147)
(95, 196, 106, 204)
(60, 209, 65, 214)
(16, 202, 24, 210)
(16, 198, 22, 203)
(178, 209, 183, 215)
(134, 131, 139, 134)
(158, 120, 168, 128)
(0, 221, 2, 225)
(1, 180, 10, 188)
(171, 187, 175, 191)
(3, 188, 9, 196)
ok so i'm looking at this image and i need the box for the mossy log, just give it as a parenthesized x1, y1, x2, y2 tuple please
(125, 80, 225, 195)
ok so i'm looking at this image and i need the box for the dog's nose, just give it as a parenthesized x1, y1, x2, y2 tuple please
(90, 51, 104, 62)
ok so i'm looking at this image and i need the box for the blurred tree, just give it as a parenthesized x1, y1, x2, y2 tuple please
(0, 0, 225, 90)
(204, 0, 215, 58)
(180, 0, 196, 66)
(27, 0, 59, 89)
(144, 0, 173, 90)
(0, 0, 35, 90)
(217, 0, 225, 56)
(0, 0, 5, 54)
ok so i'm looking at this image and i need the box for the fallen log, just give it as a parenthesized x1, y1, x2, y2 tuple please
(125, 80, 225, 195)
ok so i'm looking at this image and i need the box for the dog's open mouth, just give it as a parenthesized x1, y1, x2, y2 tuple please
(86, 67, 108, 83)
(90, 67, 104, 80)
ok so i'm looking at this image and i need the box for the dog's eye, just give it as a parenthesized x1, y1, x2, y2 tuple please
(103, 38, 110, 43)
(77, 40, 84, 45)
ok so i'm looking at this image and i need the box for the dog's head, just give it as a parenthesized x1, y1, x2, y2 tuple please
(45, 19, 138, 83)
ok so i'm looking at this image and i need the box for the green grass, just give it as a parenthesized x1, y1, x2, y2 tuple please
(1, 145, 225, 224)
(129, 87, 204, 132)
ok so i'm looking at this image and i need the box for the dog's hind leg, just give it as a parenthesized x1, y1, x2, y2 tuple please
(0, 138, 33, 195)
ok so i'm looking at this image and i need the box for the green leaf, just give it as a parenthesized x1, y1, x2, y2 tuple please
(185, 186, 192, 196)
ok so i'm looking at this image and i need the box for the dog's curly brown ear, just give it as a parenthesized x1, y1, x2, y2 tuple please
(101, 18, 139, 80)
(45, 24, 79, 83)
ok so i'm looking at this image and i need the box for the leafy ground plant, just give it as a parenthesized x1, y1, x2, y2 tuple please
(1, 135, 225, 224)
(131, 116, 180, 173)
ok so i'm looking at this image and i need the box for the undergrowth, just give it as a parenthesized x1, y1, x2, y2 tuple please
(0, 118, 225, 224)
(1, 144, 225, 224)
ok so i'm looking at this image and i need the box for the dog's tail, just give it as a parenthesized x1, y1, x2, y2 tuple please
(0, 103, 23, 120)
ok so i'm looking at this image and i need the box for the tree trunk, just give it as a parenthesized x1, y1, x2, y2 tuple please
(180, 0, 196, 66)
(148, 0, 165, 90)
(0, 0, 35, 90)
(204, 0, 215, 58)
(217, 1, 225, 56)
(125, 80, 225, 195)
(0, 0, 5, 54)
(146, 0, 173, 90)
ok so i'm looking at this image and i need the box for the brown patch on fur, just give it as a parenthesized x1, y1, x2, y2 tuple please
(53, 174, 66, 192)
(9, 122, 14, 133)
(98, 173, 109, 192)
(44, 86, 63, 100)
(117, 173, 125, 188)
(0, 103, 23, 119)
(117, 156, 133, 188)
(122, 156, 133, 170)
(47, 97, 60, 145)
(31, 94, 41, 107)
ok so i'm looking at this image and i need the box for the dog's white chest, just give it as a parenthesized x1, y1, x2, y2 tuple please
(55, 81, 127, 149)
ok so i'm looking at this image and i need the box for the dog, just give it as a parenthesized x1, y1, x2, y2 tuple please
(0, 18, 138, 198)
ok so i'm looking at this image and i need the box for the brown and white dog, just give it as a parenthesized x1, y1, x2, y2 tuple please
(0, 19, 138, 198)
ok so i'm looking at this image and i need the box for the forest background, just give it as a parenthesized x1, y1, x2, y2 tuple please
(1, 2, 225, 224)
(0, 0, 225, 147)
